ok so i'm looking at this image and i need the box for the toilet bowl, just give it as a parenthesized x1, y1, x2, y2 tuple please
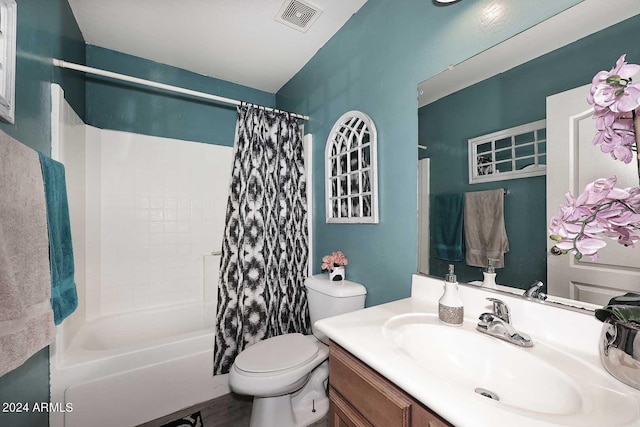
(230, 334, 330, 427)
(228, 275, 367, 427)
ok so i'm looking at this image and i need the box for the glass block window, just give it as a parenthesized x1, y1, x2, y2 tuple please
(0, 0, 16, 124)
(468, 120, 546, 184)
(325, 111, 379, 223)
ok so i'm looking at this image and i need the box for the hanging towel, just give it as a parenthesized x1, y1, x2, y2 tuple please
(433, 194, 464, 261)
(0, 131, 55, 377)
(464, 189, 509, 268)
(38, 153, 78, 325)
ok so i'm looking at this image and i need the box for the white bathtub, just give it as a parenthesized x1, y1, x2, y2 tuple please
(50, 302, 229, 427)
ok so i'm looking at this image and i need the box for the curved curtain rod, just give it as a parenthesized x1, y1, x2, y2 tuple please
(52, 59, 310, 121)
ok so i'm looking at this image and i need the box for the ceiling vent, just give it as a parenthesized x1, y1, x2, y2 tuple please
(275, 0, 323, 33)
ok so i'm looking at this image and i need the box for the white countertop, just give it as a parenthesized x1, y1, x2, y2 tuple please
(315, 274, 640, 427)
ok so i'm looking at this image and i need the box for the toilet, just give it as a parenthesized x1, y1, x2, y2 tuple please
(229, 274, 367, 427)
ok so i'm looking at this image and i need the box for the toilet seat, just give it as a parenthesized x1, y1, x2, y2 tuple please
(234, 333, 319, 374)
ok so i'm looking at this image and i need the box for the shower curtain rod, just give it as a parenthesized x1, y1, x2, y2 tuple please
(52, 59, 310, 121)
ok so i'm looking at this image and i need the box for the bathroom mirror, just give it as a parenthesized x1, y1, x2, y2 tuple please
(416, 2, 640, 305)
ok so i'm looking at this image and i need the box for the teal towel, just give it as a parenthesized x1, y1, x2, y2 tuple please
(39, 153, 77, 325)
(433, 194, 464, 261)
(595, 293, 640, 323)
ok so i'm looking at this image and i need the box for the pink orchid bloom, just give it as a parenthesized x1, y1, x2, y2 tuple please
(626, 187, 640, 211)
(594, 110, 617, 129)
(592, 116, 636, 163)
(608, 226, 640, 247)
(549, 177, 640, 259)
(554, 55, 640, 259)
(578, 177, 630, 205)
(589, 55, 640, 113)
(576, 237, 608, 256)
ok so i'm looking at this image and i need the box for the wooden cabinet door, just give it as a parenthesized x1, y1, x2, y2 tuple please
(329, 387, 373, 427)
(411, 404, 450, 427)
(330, 343, 411, 426)
(328, 342, 453, 427)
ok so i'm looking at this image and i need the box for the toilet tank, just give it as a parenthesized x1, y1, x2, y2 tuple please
(305, 274, 366, 344)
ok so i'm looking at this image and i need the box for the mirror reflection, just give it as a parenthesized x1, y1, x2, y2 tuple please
(417, 10, 640, 304)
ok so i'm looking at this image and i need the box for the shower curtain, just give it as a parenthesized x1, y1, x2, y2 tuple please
(214, 104, 310, 375)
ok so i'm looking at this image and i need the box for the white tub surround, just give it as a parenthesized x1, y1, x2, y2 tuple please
(49, 302, 228, 427)
(315, 274, 640, 427)
(49, 84, 232, 427)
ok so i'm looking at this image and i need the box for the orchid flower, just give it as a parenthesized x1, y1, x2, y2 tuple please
(549, 177, 640, 259)
(588, 54, 640, 113)
(588, 55, 640, 163)
(551, 55, 640, 259)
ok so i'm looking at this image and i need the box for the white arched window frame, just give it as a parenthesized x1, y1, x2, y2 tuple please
(325, 111, 379, 224)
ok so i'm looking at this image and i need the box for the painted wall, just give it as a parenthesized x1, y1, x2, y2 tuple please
(276, 0, 581, 307)
(0, 0, 85, 426)
(421, 13, 640, 288)
(85, 45, 275, 147)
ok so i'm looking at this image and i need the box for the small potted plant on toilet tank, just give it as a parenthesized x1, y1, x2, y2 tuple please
(321, 251, 348, 281)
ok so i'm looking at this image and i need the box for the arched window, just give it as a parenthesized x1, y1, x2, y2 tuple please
(325, 111, 378, 223)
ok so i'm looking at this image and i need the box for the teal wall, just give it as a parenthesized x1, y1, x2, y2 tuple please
(421, 13, 640, 289)
(85, 45, 275, 146)
(276, 0, 580, 307)
(0, 0, 85, 151)
(0, 1, 85, 426)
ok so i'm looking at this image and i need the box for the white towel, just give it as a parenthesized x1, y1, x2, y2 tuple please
(464, 189, 509, 268)
(0, 130, 55, 377)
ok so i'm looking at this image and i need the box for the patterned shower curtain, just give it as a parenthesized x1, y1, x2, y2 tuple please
(214, 104, 310, 375)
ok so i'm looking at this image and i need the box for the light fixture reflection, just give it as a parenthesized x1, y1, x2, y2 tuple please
(481, 2, 506, 25)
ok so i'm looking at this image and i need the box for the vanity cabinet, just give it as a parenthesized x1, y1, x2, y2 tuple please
(328, 342, 452, 427)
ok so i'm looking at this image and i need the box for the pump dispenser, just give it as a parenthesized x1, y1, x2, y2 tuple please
(438, 264, 464, 326)
(482, 258, 498, 289)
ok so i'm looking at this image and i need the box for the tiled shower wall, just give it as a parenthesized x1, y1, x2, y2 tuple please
(87, 128, 232, 316)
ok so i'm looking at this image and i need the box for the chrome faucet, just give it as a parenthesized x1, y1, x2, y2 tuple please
(477, 298, 533, 347)
(523, 281, 547, 301)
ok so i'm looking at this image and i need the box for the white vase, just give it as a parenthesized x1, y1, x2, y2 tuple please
(329, 265, 345, 282)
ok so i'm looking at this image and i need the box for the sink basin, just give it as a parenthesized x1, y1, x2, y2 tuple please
(382, 313, 640, 426)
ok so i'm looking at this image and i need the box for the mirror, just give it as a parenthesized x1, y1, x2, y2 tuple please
(417, 2, 640, 302)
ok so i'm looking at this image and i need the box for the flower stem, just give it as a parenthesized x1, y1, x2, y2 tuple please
(564, 199, 639, 258)
(633, 109, 640, 184)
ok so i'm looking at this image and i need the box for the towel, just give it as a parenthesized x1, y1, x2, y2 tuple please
(39, 153, 78, 325)
(0, 131, 55, 377)
(464, 189, 509, 268)
(595, 293, 640, 323)
(433, 194, 464, 261)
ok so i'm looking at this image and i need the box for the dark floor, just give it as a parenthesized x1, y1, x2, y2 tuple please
(137, 393, 252, 427)
(137, 393, 328, 427)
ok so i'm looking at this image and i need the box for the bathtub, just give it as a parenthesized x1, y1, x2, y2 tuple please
(50, 302, 229, 427)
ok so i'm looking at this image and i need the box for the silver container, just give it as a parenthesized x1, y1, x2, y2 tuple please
(600, 319, 640, 390)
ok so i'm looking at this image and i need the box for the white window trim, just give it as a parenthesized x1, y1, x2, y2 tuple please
(468, 119, 546, 184)
(0, 0, 16, 124)
(325, 110, 379, 224)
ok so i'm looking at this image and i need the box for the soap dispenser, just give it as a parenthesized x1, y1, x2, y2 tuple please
(482, 258, 498, 289)
(439, 264, 463, 326)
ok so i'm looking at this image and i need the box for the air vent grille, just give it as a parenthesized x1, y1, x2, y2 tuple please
(275, 0, 323, 33)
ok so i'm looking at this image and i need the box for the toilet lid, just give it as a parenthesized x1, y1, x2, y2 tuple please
(234, 333, 319, 373)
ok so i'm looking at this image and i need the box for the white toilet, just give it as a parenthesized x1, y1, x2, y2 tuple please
(229, 274, 367, 427)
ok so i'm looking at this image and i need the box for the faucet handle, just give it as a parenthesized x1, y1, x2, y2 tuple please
(523, 281, 547, 300)
(486, 297, 510, 324)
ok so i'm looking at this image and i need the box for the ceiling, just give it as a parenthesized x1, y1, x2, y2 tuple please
(67, 0, 367, 93)
(417, 0, 640, 107)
